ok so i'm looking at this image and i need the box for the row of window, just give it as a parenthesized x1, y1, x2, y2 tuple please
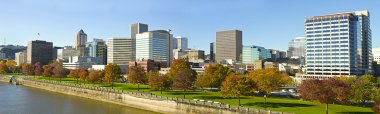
(308, 61, 349, 63)
(307, 65, 349, 67)
(306, 21, 349, 26)
(307, 37, 349, 41)
(307, 57, 349, 59)
(306, 16, 350, 22)
(307, 73, 351, 75)
(306, 29, 348, 33)
(307, 69, 350, 71)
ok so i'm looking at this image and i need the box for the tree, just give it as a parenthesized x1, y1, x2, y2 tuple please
(300, 78, 349, 114)
(128, 66, 147, 91)
(69, 69, 80, 84)
(0, 63, 7, 74)
(147, 71, 169, 94)
(43, 65, 54, 78)
(373, 101, 380, 113)
(33, 62, 43, 76)
(104, 64, 122, 89)
(167, 59, 191, 81)
(78, 69, 88, 83)
(5, 60, 17, 73)
(195, 64, 234, 89)
(247, 68, 290, 96)
(220, 74, 252, 106)
(87, 70, 102, 84)
(172, 69, 196, 99)
(347, 74, 376, 105)
(52, 64, 67, 82)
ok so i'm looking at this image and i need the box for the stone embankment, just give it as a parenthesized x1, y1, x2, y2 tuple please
(0, 76, 292, 114)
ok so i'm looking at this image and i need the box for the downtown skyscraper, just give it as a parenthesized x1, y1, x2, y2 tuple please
(75, 29, 87, 56)
(305, 10, 372, 78)
(215, 30, 242, 64)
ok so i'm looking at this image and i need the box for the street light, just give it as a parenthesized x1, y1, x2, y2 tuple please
(264, 95, 267, 110)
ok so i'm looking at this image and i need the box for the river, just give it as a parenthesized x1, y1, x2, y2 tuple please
(0, 82, 159, 114)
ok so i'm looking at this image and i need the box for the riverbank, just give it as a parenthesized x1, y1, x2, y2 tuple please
(2, 76, 276, 114)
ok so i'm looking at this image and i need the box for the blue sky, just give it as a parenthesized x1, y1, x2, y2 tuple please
(0, 0, 379, 53)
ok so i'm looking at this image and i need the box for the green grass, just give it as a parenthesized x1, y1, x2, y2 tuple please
(32, 76, 373, 114)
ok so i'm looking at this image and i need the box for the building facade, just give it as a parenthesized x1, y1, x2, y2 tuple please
(107, 37, 135, 66)
(209, 42, 216, 63)
(75, 29, 87, 56)
(305, 10, 372, 78)
(128, 59, 167, 72)
(62, 56, 103, 69)
(175, 36, 188, 50)
(187, 50, 205, 63)
(86, 39, 107, 64)
(242, 45, 271, 64)
(288, 37, 306, 58)
(15, 51, 27, 66)
(131, 23, 148, 39)
(215, 30, 242, 63)
(135, 30, 173, 66)
(27, 40, 53, 65)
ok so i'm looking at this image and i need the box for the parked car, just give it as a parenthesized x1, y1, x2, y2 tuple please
(281, 89, 288, 93)
(289, 89, 297, 93)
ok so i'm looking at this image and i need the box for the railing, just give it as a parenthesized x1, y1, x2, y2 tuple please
(16, 76, 293, 114)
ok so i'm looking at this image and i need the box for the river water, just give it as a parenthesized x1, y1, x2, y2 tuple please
(0, 82, 159, 114)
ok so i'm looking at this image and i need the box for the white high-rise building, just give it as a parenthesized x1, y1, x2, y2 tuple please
(304, 10, 372, 78)
(15, 52, 27, 66)
(136, 30, 173, 66)
(107, 37, 134, 66)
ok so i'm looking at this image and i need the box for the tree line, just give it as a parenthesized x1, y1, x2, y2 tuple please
(300, 75, 380, 113)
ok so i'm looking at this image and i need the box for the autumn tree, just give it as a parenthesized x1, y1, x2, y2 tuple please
(167, 59, 192, 81)
(195, 64, 234, 89)
(78, 68, 89, 83)
(104, 64, 122, 89)
(147, 71, 169, 94)
(300, 78, 349, 114)
(220, 74, 252, 106)
(69, 69, 80, 84)
(34, 62, 43, 76)
(247, 68, 290, 96)
(87, 70, 102, 84)
(0, 62, 7, 74)
(128, 66, 147, 91)
(347, 74, 376, 105)
(373, 101, 380, 113)
(5, 60, 17, 73)
(172, 69, 196, 99)
(43, 65, 54, 78)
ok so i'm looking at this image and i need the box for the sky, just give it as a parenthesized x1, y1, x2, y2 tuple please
(0, 0, 379, 54)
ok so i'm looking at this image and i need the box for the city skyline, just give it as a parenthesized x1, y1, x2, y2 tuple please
(0, 0, 379, 53)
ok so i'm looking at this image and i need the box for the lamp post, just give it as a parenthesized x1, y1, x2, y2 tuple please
(264, 95, 267, 110)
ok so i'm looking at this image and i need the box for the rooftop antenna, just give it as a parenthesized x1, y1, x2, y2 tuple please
(37, 33, 40, 39)
(3, 37, 5, 45)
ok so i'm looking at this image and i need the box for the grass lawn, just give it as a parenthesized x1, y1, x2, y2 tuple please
(32, 76, 373, 114)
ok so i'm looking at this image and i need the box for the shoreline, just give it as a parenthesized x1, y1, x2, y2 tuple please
(0, 76, 247, 114)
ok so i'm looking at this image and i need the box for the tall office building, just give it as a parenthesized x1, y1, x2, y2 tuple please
(242, 45, 271, 64)
(136, 30, 173, 66)
(175, 36, 188, 50)
(107, 37, 134, 66)
(27, 40, 53, 65)
(210, 42, 216, 63)
(131, 23, 148, 39)
(86, 39, 107, 64)
(288, 37, 306, 58)
(52, 46, 62, 60)
(215, 30, 242, 63)
(75, 29, 87, 56)
(305, 10, 372, 77)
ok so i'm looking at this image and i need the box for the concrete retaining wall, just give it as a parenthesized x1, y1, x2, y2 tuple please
(19, 79, 245, 114)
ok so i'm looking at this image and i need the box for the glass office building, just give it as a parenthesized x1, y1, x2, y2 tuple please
(242, 45, 271, 64)
(305, 10, 372, 77)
